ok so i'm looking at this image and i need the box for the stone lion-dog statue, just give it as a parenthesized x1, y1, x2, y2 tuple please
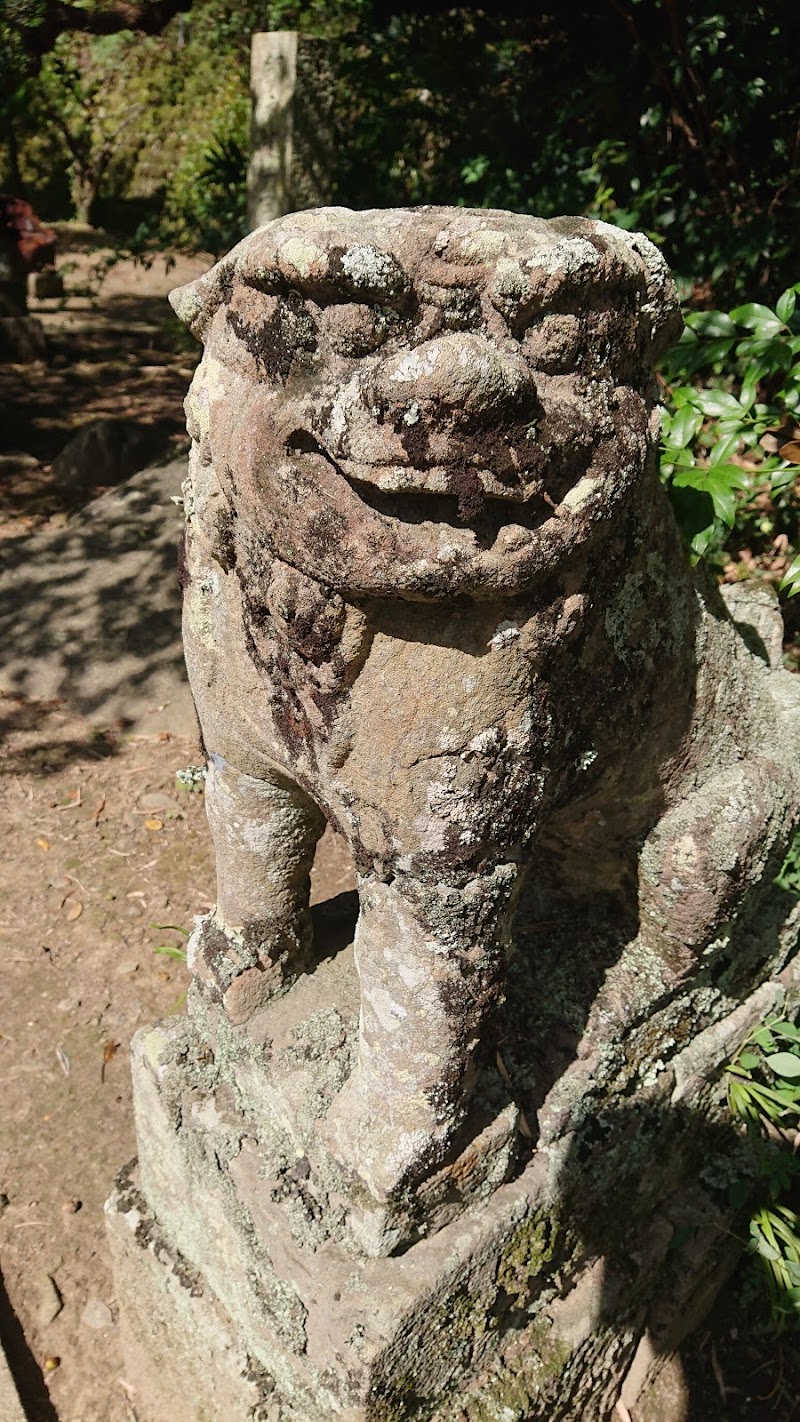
(170, 207, 800, 1205)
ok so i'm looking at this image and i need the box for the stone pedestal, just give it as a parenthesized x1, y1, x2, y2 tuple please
(108, 889, 799, 1422)
(247, 32, 335, 229)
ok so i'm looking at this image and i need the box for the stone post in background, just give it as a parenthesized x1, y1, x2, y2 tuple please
(107, 208, 800, 1422)
(247, 32, 335, 230)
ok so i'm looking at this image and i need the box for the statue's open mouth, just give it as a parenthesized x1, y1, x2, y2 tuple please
(286, 430, 556, 531)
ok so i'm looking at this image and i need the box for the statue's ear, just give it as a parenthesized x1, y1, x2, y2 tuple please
(589, 221, 683, 363)
(619, 229, 683, 362)
(169, 259, 235, 341)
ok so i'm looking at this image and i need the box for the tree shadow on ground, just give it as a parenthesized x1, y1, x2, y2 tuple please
(0, 459, 194, 733)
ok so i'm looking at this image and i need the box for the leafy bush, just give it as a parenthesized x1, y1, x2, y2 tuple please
(161, 95, 250, 256)
(659, 287, 800, 610)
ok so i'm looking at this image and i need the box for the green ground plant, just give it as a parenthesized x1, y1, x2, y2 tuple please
(725, 1004, 800, 1326)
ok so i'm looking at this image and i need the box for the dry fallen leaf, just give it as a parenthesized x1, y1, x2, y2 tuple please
(36, 837, 50, 851)
(100, 1039, 119, 1083)
(144, 817, 163, 831)
(56, 787, 82, 811)
(93, 796, 106, 827)
(65, 900, 83, 922)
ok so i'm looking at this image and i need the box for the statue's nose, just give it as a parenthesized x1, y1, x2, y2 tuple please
(376, 333, 535, 422)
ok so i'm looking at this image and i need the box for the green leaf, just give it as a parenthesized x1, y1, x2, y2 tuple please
(739, 378, 758, 412)
(770, 465, 797, 493)
(667, 405, 703, 450)
(669, 385, 700, 409)
(694, 389, 744, 419)
(781, 556, 800, 598)
(672, 463, 749, 527)
(730, 303, 784, 337)
(685, 310, 738, 338)
(708, 433, 742, 466)
(773, 1022, 800, 1043)
(776, 289, 797, 324)
(765, 1053, 800, 1079)
(738, 1051, 761, 1070)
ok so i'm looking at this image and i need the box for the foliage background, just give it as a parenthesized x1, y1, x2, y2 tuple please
(2, 1, 799, 300)
(1, 0, 798, 645)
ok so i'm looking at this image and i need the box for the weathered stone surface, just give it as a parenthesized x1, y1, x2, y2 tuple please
(110, 207, 800, 1422)
(111, 915, 799, 1421)
(168, 206, 800, 1206)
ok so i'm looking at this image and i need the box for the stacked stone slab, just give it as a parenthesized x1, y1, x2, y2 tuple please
(107, 207, 800, 1421)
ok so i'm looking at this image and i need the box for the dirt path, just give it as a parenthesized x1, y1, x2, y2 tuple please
(0, 229, 208, 540)
(0, 698, 354, 1422)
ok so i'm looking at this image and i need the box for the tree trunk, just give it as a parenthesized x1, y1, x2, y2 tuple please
(69, 165, 96, 225)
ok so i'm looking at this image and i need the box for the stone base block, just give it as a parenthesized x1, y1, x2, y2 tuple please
(28, 267, 64, 299)
(108, 891, 799, 1421)
(0, 315, 46, 362)
(106, 1166, 279, 1422)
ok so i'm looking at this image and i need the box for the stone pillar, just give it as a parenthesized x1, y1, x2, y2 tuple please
(108, 208, 800, 1422)
(247, 32, 335, 230)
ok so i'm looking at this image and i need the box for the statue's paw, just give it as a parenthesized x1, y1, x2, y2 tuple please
(322, 1068, 455, 1203)
(187, 909, 308, 1018)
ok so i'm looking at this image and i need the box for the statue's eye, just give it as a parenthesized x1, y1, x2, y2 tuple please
(319, 303, 388, 357)
(220, 289, 318, 382)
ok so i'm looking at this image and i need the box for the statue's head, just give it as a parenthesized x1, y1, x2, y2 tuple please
(171, 207, 679, 599)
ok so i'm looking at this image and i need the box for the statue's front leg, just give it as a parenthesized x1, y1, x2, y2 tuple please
(324, 864, 521, 1201)
(190, 753, 326, 1022)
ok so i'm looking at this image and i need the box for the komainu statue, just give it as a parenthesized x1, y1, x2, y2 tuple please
(170, 206, 800, 1211)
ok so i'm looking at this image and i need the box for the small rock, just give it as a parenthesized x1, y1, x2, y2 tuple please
(61, 1197, 81, 1215)
(37, 1275, 63, 1326)
(43, 1356, 60, 1371)
(0, 1190, 10, 1215)
(51, 418, 169, 494)
(81, 1296, 114, 1330)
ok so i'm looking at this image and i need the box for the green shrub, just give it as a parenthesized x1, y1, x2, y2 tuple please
(659, 286, 800, 609)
